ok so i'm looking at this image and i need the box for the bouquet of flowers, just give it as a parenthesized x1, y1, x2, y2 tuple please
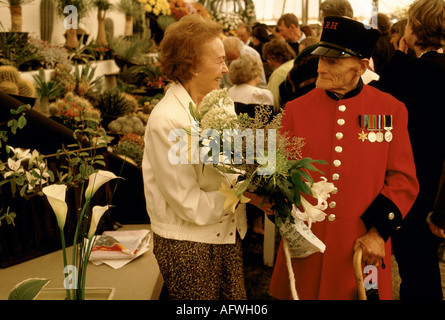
(187, 89, 336, 299)
(188, 88, 334, 226)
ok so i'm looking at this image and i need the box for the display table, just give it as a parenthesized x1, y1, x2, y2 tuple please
(0, 225, 163, 300)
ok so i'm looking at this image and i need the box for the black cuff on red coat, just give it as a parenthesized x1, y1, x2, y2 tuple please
(361, 194, 402, 242)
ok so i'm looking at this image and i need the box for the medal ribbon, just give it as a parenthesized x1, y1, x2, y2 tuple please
(384, 115, 393, 128)
(377, 115, 383, 130)
(367, 115, 376, 131)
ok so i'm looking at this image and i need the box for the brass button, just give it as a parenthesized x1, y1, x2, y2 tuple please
(332, 173, 340, 180)
(336, 132, 344, 140)
(331, 187, 338, 194)
(328, 214, 336, 221)
(337, 119, 345, 126)
(329, 201, 337, 208)
(333, 159, 341, 167)
(388, 212, 395, 220)
(338, 105, 346, 112)
(335, 146, 343, 153)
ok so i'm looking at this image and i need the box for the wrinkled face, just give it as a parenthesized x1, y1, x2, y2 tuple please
(194, 37, 229, 93)
(316, 56, 362, 94)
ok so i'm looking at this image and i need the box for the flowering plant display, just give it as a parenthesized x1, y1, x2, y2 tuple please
(9, 170, 119, 300)
(166, 0, 209, 21)
(3, 103, 120, 300)
(168, 0, 188, 21)
(212, 11, 245, 36)
(41, 170, 119, 300)
(138, 0, 170, 16)
(0, 105, 51, 226)
(28, 37, 70, 69)
(49, 92, 101, 131)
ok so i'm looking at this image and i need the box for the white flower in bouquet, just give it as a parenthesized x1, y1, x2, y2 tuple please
(294, 177, 336, 228)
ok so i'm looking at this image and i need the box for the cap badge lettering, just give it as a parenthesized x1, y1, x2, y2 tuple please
(324, 21, 339, 30)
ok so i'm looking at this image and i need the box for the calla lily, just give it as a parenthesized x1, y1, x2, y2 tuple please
(42, 184, 68, 230)
(294, 177, 336, 227)
(219, 179, 251, 213)
(87, 205, 109, 239)
(84, 170, 119, 200)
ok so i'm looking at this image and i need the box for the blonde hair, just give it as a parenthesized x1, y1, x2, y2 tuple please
(408, 0, 445, 50)
(229, 54, 261, 85)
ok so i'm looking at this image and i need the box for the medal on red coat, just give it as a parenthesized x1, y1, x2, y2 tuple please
(367, 115, 377, 143)
(384, 115, 393, 142)
(376, 115, 384, 142)
(358, 115, 368, 142)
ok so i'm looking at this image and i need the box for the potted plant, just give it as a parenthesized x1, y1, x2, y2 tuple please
(0, 30, 43, 71)
(0, 65, 36, 105)
(116, 0, 139, 36)
(56, 0, 89, 49)
(112, 133, 144, 167)
(91, 88, 136, 129)
(110, 36, 154, 72)
(32, 68, 62, 116)
(49, 92, 101, 131)
(0, 0, 35, 33)
(92, 0, 112, 46)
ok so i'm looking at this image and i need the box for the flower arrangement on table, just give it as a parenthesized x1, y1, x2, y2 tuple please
(186, 89, 336, 299)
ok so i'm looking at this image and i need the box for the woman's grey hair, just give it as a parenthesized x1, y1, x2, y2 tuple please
(229, 54, 261, 85)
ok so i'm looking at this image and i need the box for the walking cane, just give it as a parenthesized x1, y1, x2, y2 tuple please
(353, 247, 367, 300)
(353, 247, 380, 300)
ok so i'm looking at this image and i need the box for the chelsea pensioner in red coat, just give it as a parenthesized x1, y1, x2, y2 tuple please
(269, 16, 419, 300)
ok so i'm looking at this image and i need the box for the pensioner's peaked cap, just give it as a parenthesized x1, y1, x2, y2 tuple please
(312, 16, 381, 59)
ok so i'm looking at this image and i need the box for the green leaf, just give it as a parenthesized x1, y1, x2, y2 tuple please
(19, 184, 27, 197)
(8, 278, 51, 300)
(17, 115, 27, 129)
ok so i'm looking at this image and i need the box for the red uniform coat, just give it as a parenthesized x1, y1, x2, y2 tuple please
(269, 84, 419, 300)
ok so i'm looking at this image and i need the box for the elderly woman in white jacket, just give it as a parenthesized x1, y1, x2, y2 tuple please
(142, 15, 248, 300)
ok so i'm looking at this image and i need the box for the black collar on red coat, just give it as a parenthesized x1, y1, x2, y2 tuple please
(326, 77, 364, 101)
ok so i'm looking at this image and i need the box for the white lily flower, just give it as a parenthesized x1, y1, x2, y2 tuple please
(85, 170, 119, 200)
(87, 205, 109, 239)
(294, 177, 336, 227)
(42, 184, 68, 230)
